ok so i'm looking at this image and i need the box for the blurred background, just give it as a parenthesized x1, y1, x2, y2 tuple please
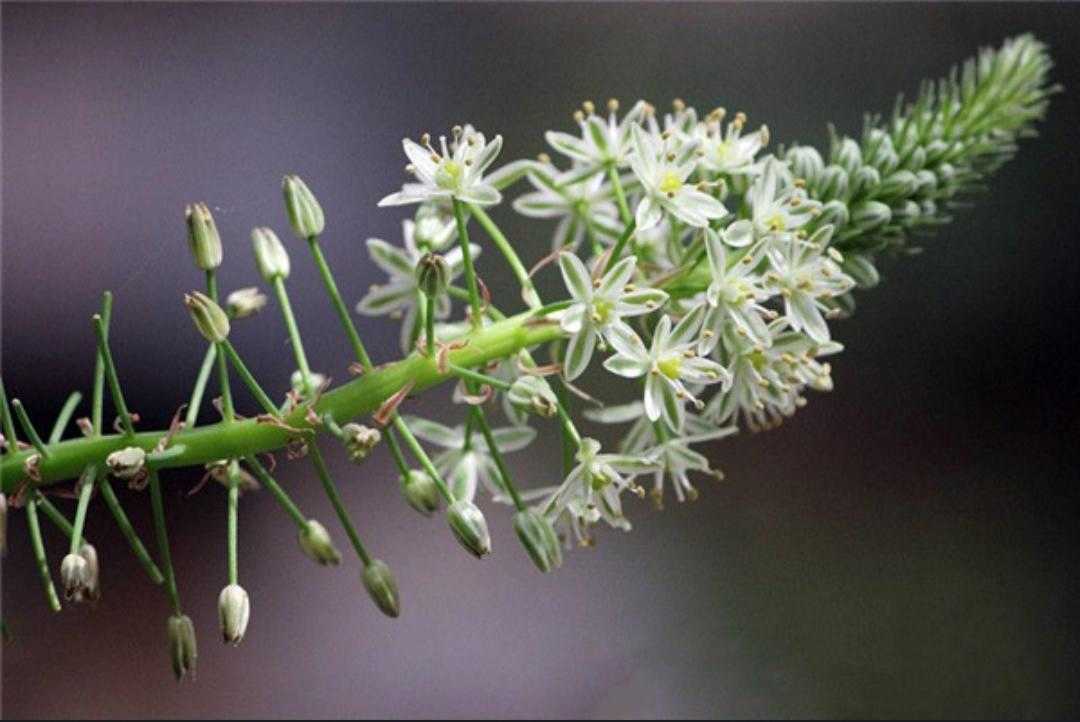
(3, 2, 1079, 718)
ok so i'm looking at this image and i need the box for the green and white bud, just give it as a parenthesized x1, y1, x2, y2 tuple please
(362, 559, 400, 618)
(251, 226, 291, 281)
(185, 202, 223, 271)
(105, 446, 147, 481)
(79, 543, 101, 603)
(843, 253, 881, 289)
(447, 500, 491, 559)
(184, 291, 230, 343)
(785, 146, 824, 185)
(507, 375, 558, 419)
(850, 166, 880, 198)
(513, 509, 562, 573)
(849, 201, 892, 233)
(816, 165, 849, 203)
(414, 252, 449, 298)
(341, 423, 381, 464)
(877, 170, 919, 200)
(818, 199, 849, 228)
(401, 469, 441, 516)
(166, 614, 198, 682)
(217, 583, 251, 646)
(298, 519, 341, 566)
(833, 137, 862, 176)
(60, 553, 89, 601)
(225, 287, 268, 319)
(290, 370, 327, 395)
(282, 175, 325, 239)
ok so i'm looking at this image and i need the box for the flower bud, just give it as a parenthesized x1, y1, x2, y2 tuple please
(816, 165, 849, 202)
(850, 201, 892, 233)
(513, 509, 562, 573)
(785, 146, 824, 185)
(877, 170, 918, 200)
(362, 559, 400, 618)
(251, 226, 291, 281)
(507, 375, 558, 419)
(0, 492, 7, 556)
(414, 252, 449, 298)
(78, 543, 101, 603)
(60, 553, 89, 600)
(341, 423, 381, 464)
(914, 170, 938, 196)
(413, 203, 456, 249)
(401, 469, 441, 516)
(106, 446, 147, 481)
(226, 287, 268, 319)
(166, 614, 198, 682)
(290, 370, 327, 395)
(849, 166, 880, 198)
(833, 137, 862, 176)
(842, 253, 881, 289)
(185, 202, 222, 271)
(894, 199, 922, 225)
(447, 500, 491, 559)
(282, 175, 325, 239)
(184, 291, 230, 343)
(218, 583, 251, 646)
(298, 519, 341, 566)
(817, 200, 849, 228)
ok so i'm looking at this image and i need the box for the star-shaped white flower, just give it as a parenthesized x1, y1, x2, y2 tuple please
(603, 305, 730, 429)
(742, 156, 820, 243)
(544, 99, 651, 179)
(695, 110, 770, 177)
(629, 124, 726, 231)
(558, 253, 668, 380)
(513, 163, 622, 251)
(379, 127, 504, 207)
(699, 226, 775, 353)
(764, 225, 854, 344)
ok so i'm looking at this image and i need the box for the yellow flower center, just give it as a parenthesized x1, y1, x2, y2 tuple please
(658, 171, 683, 196)
(435, 160, 463, 190)
(766, 212, 786, 232)
(657, 355, 682, 380)
(592, 298, 614, 325)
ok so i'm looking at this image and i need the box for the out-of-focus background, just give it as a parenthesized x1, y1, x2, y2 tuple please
(2, 2, 1079, 718)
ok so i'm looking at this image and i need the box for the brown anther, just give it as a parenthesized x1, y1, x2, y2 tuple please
(672, 98, 686, 112)
(607, 98, 619, 113)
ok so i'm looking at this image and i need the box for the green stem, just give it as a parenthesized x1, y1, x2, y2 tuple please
(607, 165, 633, 226)
(468, 204, 542, 309)
(452, 198, 484, 326)
(49, 392, 83, 444)
(11, 400, 49, 458)
(604, 219, 638, 274)
(308, 441, 370, 565)
(449, 364, 511, 391)
(220, 341, 280, 418)
(68, 465, 96, 555)
(272, 276, 314, 396)
(424, 291, 436, 357)
(36, 495, 75, 537)
(92, 292, 113, 435)
(147, 470, 182, 614)
(243, 454, 308, 529)
(469, 402, 524, 511)
(206, 271, 235, 423)
(26, 498, 61, 611)
(226, 460, 239, 585)
(184, 343, 218, 429)
(97, 476, 165, 584)
(92, 313, 136, 437)
(0, 378, 19, 459)
(306, 236, 374, 369)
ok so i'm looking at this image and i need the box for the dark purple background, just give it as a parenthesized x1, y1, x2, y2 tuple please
(3, 2, 1080, 718)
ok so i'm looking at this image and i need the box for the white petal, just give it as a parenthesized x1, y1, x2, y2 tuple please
(563, 328, 597, 381)
(558, 252, 593, 301)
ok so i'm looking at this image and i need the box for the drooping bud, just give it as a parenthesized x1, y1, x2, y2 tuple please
(217, 583, 251, 646)
(60, 553, 89, 600)
(447, 500, 491, 559)
(341, 423, 381, 463)
(507, 375, 558, 419)
(105, 446, 147, 481)
(166, 614, 198, 682)
(513, 509, 562, 573)
(226, 287, 268, 319)
(298, 519, 341, 566)
(282, 175, 325, 239)
(184, 291, 230, 343)
(185, 202, 223, 271)
(414, 252, 449, 298)
(251, 226, 291, 281)
(401, 469, 441, 516)
(78, 543, 101, 603)
(362, 559, 400, 618)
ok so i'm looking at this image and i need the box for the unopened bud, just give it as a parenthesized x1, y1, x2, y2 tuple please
(833, 137, 863, 175)
(785, 146, 824, 185)
(362, 559, 400, 618)
(513, 509, 562, 573)
(850, 166, 881, 197)
(106, 446, 147, 481)
(818, 200, 850, 228)
(226, 287, 268, 319)
(251, 226, 291, 281)
(842, 253, 881, 288)
(218, 583, 251, 646)
(414, 253, 449, 298)
(79, 543, 101, 603)
(60, 553, 89, 600)
(341, 423, 381, 463)
(401, 469, 441, 516)
(298, 519, 341, 566)
(290, 370, 326, 395)
(850, 201, 892, 233)
(816, 165, 849, 202)
(282, 175, 325, 239)
(184, 291, 230, 343)
(447, 500, 491, 559)
(166, 614, 198, 682)
(877, 170, 918, 200)
(185, 202, 222, 270)
(507, 375, 558, 419)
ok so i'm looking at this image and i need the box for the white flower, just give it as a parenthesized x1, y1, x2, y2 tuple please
(644, 431, 733, 504)
(629, 124, 726, 231)
(695, 110, 769, 177)
(540, 437, 656, 532)
(557, 253, 668, 380)
(379, 127, 503, 207)
(404, 416, 536, 503)
(763, 226, 854, 343)
(513, 163, 622, 251)
(743, 156, 820, 242)
(602, 305, 730, 429)
(355, 221, 479, 352)
(699, 227, 775, 353)
(544, 99, 651, 178)
(411, 202, 458, 251)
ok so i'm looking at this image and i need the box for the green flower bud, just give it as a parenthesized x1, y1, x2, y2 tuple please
(816, 165, 849, 202)
(447, 500, 491, 559)
(414, 252, 449, 298)
(185, 202, 223, 271)
(894, 199, 922, 225)
(513, 509, 562, 573)
(850, 201, 892, 233)
(298, 519, 341, 566)
(362, 559, 400, 618)
(78, 543, 100, 603)
(290, 370, 327, 395)
(184, 291, 230, 343)
(282, 175, 325, 239)
(785, 146, 824, 185)
(507, 375, 558, 419)
(850, 166, 880, 198)
(226, 287, 268, 319)
(914, 170, 938, 196)
(60, 552, 89, 600)
(341, 422, 381, 464)
(401, 469, 441, 516)
(218, 583, 251, 646)
(166, 614, 198, 682)
(818, 200, 849, 229)
(251, 226, 291, 281)
(105, 446, 146, 481)
(877, 170, 918, 200)
(833, 138, 862, 176)
(842, 253, 881, 288)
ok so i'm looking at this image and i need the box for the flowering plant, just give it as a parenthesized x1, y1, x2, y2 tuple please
(0, 35, 1056, 679)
